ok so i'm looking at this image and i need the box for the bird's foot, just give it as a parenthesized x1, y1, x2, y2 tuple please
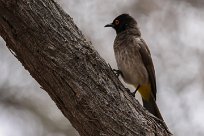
(107, 64, 122, 78)
(125, 88, 137, 97)
(112, 69, 122, 78)
(127, 84, 140, 97)
(131, 89, 137, 97)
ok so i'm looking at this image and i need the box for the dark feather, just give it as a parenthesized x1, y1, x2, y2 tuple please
(138, 39, 157, 100)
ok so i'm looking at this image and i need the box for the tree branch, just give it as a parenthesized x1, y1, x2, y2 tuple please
(0, 0, 171, 135)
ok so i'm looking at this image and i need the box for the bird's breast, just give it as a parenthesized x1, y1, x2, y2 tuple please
(114, 38, 149, 86)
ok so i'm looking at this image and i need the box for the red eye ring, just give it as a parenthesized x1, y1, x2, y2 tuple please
(115, 20, 120, 25)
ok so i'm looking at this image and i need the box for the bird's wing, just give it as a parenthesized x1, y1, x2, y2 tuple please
(136, 38, 157, 100)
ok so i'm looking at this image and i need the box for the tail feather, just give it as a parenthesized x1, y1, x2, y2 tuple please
(142, 94, 163, 121)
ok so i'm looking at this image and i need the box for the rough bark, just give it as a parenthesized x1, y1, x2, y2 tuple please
(0, 0, 171, 136)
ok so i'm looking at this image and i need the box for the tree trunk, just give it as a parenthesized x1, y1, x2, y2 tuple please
(0, 0, 171, 136)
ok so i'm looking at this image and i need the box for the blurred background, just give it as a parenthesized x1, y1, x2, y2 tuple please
(1, 0, 204, 135)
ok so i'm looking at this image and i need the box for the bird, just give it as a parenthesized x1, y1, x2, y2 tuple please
(105, 14, 163, 121)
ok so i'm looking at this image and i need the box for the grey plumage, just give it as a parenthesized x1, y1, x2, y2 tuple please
(114, 28, 150, 91)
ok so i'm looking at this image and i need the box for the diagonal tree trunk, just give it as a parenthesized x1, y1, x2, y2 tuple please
(0, 0, 171, 135)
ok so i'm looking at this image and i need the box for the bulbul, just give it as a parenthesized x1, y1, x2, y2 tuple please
(105, 14, 163, 120)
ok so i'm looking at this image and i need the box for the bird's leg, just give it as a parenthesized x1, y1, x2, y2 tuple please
(107, 64, 122, 78)
(112, 69, 122, 78)
(128, 84, 140, 97)
(135, 84, 140, 93)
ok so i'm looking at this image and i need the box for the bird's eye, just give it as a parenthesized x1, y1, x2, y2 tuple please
(115, 20, 120, 25)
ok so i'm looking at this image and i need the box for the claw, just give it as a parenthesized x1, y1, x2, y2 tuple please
(131, 90, 137, 97)
(108, 64, 122, 77)
(113, 69, 122, 78)
(127, 84, 140, 97)
(125, 88, 134, 97)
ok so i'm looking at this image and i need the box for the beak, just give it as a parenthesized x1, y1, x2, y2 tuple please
(104, 23, 114, 27)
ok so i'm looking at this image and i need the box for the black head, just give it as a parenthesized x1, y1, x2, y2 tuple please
(105, 14, 137, 34)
